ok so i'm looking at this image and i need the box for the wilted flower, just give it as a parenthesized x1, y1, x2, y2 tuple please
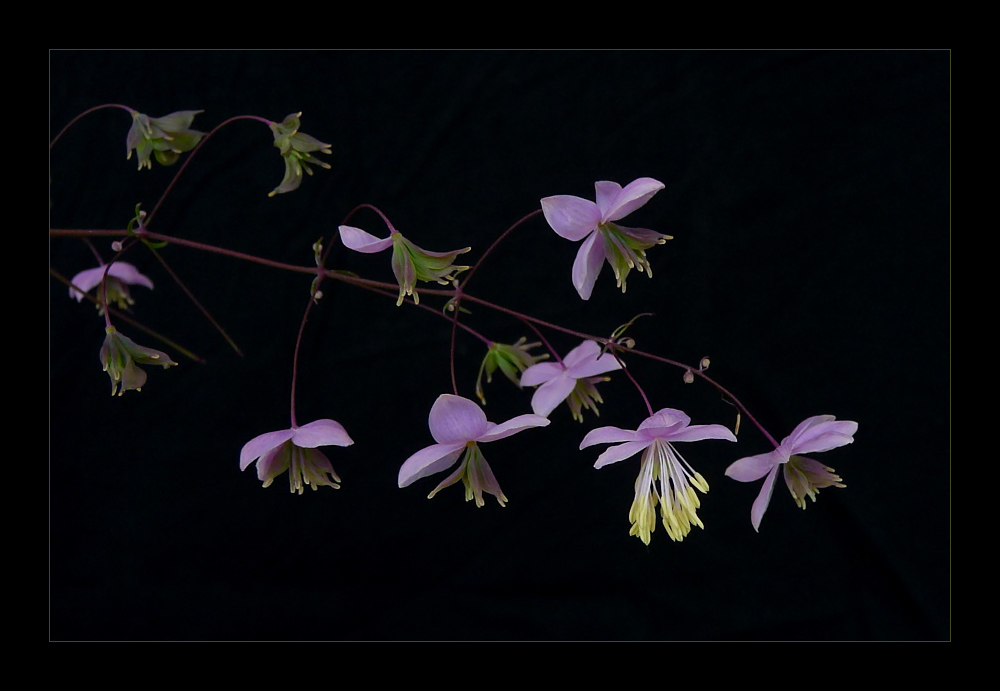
(69, 261, 154, 312)
(398, 394, 549, 507)
(339, 225, 470, 306)
(581, 408, 737, 544)
(519, 340, 622, 421)
(126, 110, 204, 170)
(541, 177, 670, 300)
(268, 112, 332, 196)
(240, 419, 354, 494)
(99, 326, 177, 396)
(475, 337, 549, 405)
(725, 415, 857, 531)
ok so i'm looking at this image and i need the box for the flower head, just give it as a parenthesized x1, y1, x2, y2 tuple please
(69, 261, 154, 312)
(519, 340, 622, 421)
(126, 109, 204, 170)
(541, 177, 670, 300)
(99, 326, 177, 396)
(398, 394, 549, 507)
(475, 337, 549, 405)
(240, 419, 354, 494)
(581, 408, 737, 544)
(268, 112, 332, 196)
(339, 225, 470, 306)
(725, 415, 857, 531)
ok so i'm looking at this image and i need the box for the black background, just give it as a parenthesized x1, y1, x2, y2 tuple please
(50, 50, 949, 641)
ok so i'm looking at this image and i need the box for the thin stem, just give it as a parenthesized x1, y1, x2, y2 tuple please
(50, 103, 134, 150)
(146, 115, 272, 228)
(462, 209, 542, 289)
(145, 243, 243, 356)
(612, 351, 654, 417)
(340, 203, 398, 233)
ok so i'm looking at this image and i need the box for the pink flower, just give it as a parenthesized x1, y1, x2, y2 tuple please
(519, 340, 622, 422)
(338, 225, 470, 306)
(541, 177, 670, 300)
(581, 408, 736, 544)
(69, 261, 154, 311)
(240, 419, 354, 494)
(398, 394, 549, 507)
(725, 415, 857, 531)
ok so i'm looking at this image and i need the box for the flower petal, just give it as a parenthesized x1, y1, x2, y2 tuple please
(571, 230, 605, 301)
(530, 374, 577, 418)
(428, 394, 489, 444)
(398, 442, 466, 487)
(668, 423, 738, 444)
(593, 440, 651, 469)
(339, 225, 394, 253)
(519, 361, 564, 387)
(580, 425, 640, 449)
(477, 413, 550, 443)
(750, 466, 780, 532)
(540, 195, 601, 241)
(597, 178, 665, 222)
(240, 428, 296, 470)
(787, 417, 859, 455)
(106, 262, 154, 290)
(725, 451, 779, 482)
(561, 340, 601, 369)
(291, 419, 354, 448)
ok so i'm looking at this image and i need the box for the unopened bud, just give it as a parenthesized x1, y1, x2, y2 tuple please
(683, 370, 694, 384)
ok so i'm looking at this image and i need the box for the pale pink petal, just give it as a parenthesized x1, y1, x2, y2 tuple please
(594, 181, 624, 218)
(788, 419, 858, 455)
(637, 408, 691, 437)
(751, 466, 780, 532)
(562, 340, 601, 369)
(598, 177, 665, 222)
(593, 440, 652, 469)
(338, 225, 394, 253)
(782, 415, 835, 447)
(106, 262, 154, 290)
(725, 451, 780, 482)
(256, 443, 291, 482)
(572, 231, 605, 300)
(477, 414, 550, 443)
(540, 195, 602, 241)
(427, 394, 489, 444)
(580, 425, 640, 449)
(240, 428, 296, 470)
(291, 419, 354, 448)
(398, 442, 465, 487)
(530, 374, 577, 418)
(519, 361, 564, 387)
(568, 350, 622, 378)
(667, 423, 738, 444)
(69, 266, 106, 299)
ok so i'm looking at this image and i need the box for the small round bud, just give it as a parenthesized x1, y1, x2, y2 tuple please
(683, 370, 694, 384)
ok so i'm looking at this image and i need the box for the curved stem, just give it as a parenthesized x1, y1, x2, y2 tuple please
(50, 103, 134, 150)
(146, 115, 272, 228)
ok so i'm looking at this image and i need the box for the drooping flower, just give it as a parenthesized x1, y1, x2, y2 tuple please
(240, 419, 354, 494)
(474, 337, 549, 405)
(99, 326, 177, 396)
(398, 394, 549, 507)
(541, 177, 671, 300)
(268, 112, 332, 196)
(126, 109, 204, 170)
(725, 415, 857, 531)
(339, 225, 470, 306)
(519, 340, 622, 421)
(581, 408, 737, 544)
(69, 261, 154, 312)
